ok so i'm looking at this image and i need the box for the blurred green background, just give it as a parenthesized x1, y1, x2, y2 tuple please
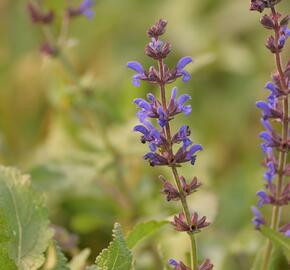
(0, 0, 289, 269)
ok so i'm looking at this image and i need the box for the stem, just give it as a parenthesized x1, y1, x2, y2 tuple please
(172, 166, 198, 270)
(158, 59, 198, 270)
(261, 7, 289, 270)
(58, 52, 82, 87)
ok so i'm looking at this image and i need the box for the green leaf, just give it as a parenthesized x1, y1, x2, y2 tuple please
(250, 244, 289, 270)
(126, 220, 169, 249)
(95, 223, 132, 270)
(260, 226, 290, 262)
(0, 166, 53, 270)
(42, 241, 69, 270)
(0, 212, 17, 270)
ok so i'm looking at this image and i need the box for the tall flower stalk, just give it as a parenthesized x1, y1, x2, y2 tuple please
(250, 1, 290, 269)
(128, 19, 213, 270)
(27, 0, 95, 81)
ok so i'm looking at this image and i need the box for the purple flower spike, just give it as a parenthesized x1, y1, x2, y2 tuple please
(130, 20, 211, 267)
(176, 57, 193, 82)
(251, 206, 266, 229)
(127, 61, 146, 87)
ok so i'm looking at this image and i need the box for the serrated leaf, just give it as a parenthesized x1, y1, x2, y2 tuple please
(42, 241, 69, 270)
(0, 166, 53, 270)
(0, 212, 17, 270)
(260, 226, 290, 262)
(126, 220, 169, 249)
(95, 223, 132, 270)
(68, 248, 91, 270)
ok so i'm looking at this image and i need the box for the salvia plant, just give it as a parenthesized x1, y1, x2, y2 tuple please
(250, 0, 290, 269)
(27, 0, 97, 90)
(127, 19, 213, 270)
(2, 1, 290, 270)
(27, 0, 95, 57)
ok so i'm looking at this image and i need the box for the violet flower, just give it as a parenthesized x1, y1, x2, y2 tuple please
(127, 61, 147, 87)
(133, 87, 192, 127)
(80, 0, 95, 19)
(256, 190, 271, 208)
(175, 57, 193, 82)
(251, 207, 266, 229)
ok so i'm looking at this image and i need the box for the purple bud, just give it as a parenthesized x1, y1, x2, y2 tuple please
(260, 14, 275, 29)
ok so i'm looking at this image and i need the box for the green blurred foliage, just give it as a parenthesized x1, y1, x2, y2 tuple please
(0, 0, 289, 269)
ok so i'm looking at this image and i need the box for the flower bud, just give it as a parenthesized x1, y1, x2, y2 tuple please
(260, 14, 275, 29)
(27, 2, 54, 24)
(265, 35, 277, 53)
(147, 19, 168, 38)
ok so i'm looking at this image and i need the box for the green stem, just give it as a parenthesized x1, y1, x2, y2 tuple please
(261, 7, 289, 270)
(57, 52, 82, 87)
(172, 166, 198, 270)
(158, 59, 198, 270)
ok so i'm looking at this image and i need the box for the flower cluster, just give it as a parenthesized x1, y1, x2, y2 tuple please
(27, 0, 96, 56)
(250, 0, 290, 239)
(128, 19, 212, 270)
(171, 212, 210, 233)
(249, 0, 282, 13)
(130, 74, 202, 166)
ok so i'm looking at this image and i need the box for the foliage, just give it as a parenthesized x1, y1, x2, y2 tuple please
(95, 223, 132, 270)
(0, 166, 53, 270)
(260, 226, 290, 263)
(126, 220, 169, 249)
(0, 0, 289, 270)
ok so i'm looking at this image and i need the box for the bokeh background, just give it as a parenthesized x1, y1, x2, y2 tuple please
(0, 0, 289, 269)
